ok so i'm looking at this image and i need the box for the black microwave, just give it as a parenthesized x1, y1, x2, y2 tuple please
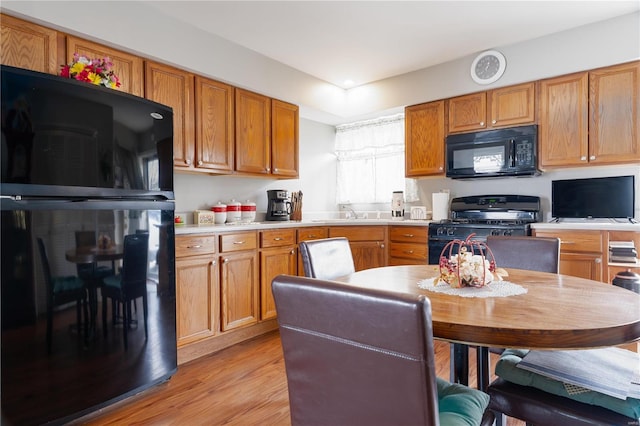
(445, 125, 538, 179)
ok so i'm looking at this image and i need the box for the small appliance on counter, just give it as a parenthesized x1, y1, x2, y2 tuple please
(266, 189, 292, 221)
(392, 191, 404, 219)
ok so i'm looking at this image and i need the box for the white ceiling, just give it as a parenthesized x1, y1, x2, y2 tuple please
(146, 1, 640, 88)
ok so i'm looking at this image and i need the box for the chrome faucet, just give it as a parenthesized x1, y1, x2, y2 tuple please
(342, 205, 359, 219)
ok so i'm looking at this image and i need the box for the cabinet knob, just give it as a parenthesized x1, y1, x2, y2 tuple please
(439, 166, 444, 171)
(590, 155, 596, 160)
(479, 121, 485, 126)
(492, 120, 497, 124)
(185, 159, 192, 166)
(198, 160, 203, 166)
(290, 250, 295, 255)
(380, 243, 385, 249)
(212, 260, 217, 265)
(274, 168, 278, 173)
(266, 167, 271, 172)
(580, 156, 587, 161)
(223, 258, 229, 263)
(595, 258, 602, 264)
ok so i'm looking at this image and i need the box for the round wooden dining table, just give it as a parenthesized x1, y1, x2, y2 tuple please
(335, 264, 640, 391)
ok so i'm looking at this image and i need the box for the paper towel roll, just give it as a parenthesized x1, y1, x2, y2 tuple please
(432, 192, 450, 221)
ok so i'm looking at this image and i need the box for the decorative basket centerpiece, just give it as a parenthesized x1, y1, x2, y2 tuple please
(437, 234, 507, 288)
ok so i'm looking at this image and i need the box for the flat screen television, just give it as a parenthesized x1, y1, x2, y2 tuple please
(552, 175, 635, 219)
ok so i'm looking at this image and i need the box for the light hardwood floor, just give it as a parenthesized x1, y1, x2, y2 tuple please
(74, 331, 524, 425)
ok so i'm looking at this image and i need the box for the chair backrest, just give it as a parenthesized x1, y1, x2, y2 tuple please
(298, 237, 356, 280)
(486, 236, 560, 273)
(75, 230, 96, 248)
(272, 274, 439, 426)
(121, 233, 149, 286)
(36, 238, 53, 297)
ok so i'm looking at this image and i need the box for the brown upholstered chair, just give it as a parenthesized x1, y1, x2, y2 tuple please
(298, 237, 355, 280)
(272, 274, 495, 426)
(486, 235, 560, 274)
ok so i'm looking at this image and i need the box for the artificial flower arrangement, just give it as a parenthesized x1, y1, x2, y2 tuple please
(60, 53, 121, 89)
(437, 234, 508, 288)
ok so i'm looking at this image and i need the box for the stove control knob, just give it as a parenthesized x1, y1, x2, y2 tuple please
(491, 229, 500, 236)
(503, 230, 512, 236)
(436, 228, 445, 236)
(447, 228, 455, 236)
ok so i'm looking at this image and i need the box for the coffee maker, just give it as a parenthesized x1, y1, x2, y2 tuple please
(266, 190, 292, 221)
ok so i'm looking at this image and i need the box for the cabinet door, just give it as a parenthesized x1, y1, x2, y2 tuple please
(350, 241, 386, 271)
(271, 99, 299, 178)
(195, 76, 234, 173)
(1, 14, 60, 74)
(176, 255, 218, 346)
(490, 82, 536, 128)
(145, 61, 195, 169)
(235, 88, 270, 174)
(66, 36, 143, 96)
(560, 252, 603, 282)
(220, 251, 259, 331)
(539, 72, 589, 168)
(589, 61, 640, 164)
(405, 101, 445, 176)
(448, 92, 487, 133)
(260, 246, 296, 320)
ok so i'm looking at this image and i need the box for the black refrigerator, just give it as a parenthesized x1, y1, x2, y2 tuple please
(1, 65, 177, 425)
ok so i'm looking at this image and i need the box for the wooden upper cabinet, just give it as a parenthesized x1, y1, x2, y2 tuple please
(448, 92, 487, 133)
(1, 14, 61, 74)
(271, 99, 299, 178)
(65, 36, 143, 96)
(145, 61, 195, 169)
(194, 76, 234, 173)
(589, 61, 640, 164)
(235, 88, 271, 175)
(538, 72, 589, 168)
(405, 100, 445, 176)
(448, 83, 535, 133)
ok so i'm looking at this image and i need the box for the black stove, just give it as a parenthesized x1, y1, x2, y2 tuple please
(428, 195, 540, 264)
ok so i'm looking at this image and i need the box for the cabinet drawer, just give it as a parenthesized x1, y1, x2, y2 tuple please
(297, 227, 328, 242)
(175, 235, 216, 258)
(260, 229, 296, 248)
(329, 226, 386, 241)
(389, 226, 428, 244)
(220, 231, 258, 252)
(389, 242, 427, 261)
(534, 230, 603, 253)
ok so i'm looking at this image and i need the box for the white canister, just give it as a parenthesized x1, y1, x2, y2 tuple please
(241, 200, 257, 223)
(391, 191, 405, 219)
(211, 202, 227, 224)
(226, 199, 242, 223)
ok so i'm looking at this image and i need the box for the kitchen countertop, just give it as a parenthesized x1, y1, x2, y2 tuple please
(175, 218, 432, 234)
(175, 218, 640, 235)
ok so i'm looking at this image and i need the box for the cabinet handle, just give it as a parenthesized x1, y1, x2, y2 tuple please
(186, 159, 192, 166)
(233, 241, 246, 245)
(307, 234, 316, 238)
(403, 234, 414, 238)
(590, 155, 596, 160)
(187, 245, 202, 249)
(492, 119, 497, 124)
(479, 121, 485, 126)
(274, 237, 283, 241)
(580, 156, 587, 161)
(404, 250, 414, 254)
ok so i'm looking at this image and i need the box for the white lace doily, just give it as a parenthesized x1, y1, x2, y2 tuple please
(417, 277, 528, 298)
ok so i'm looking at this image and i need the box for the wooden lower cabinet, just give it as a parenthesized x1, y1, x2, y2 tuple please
(296, 226, 329, 275)
(260, 229, 297, 320)
(220, 232, 259, 331)
(328, 226, 387, 271)
(533, 229, 604, 282)
(175, 234, 218, 347)
(388, 225, 428, 265)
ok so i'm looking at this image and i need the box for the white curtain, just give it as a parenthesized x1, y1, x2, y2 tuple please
(335, 113, 417, 204)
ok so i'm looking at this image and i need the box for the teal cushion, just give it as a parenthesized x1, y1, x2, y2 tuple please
(52, 276, 84, 293)
(437, 377, 490, 426)
(495, 349, 640, 420)
(103, 275, 123, 289)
